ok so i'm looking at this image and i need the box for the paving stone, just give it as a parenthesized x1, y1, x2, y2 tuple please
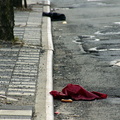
(25, 27, 40, 31)
(0, 106, 32, 120)
(15, 22, 27, 26)
(14, 33, 24, 36)
(0, 3, 42, 119)
(16, 59, 38, 63)
(14, 36, 23, 39)
(14, 12, 29, 17)
(0, 78, 10, 82)
(11, 79, 36, 83)
(18, 54, 40, 57)
(15, 62, 39, 66)
(14, 27, 25, 31)
(14, 67, 37, 70)
(27, 18, 41, 23)
(0, 91, 5, 95)
(8, 89, 35, 96)
(32, 8, 42, 12)
(0, 75, 11, 78)
(9, 84, 35, 89)
(14, 31, 24, 33)
(0, 64, 15, 67)
(0, 59, 16, 63)
(15, 18, 28, 22)
(10, 81, 36, 85)
(14, 68, 37, 72)
(0, 110, 32, 116)
(15, 15, 28, 17)
(26, 24, 41, 27)
(0, 82, 9, 86)
(24, 40, 40, 45)
(24, 33, 40, 39)
(0, 118, 31, 120)
(18, 56, 39, 59)
(20, 48, 40, 52)
(13, 72, 37, 77)
(0, 62, 16, 65)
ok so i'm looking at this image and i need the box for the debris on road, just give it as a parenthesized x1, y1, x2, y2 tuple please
(50, 84, 107, 101)
(54, 112, 60, 115)
(43, 12, 66, 21)
(0, 94, 18, 104)
(61, 99, 73, 102)
(110, 60, 120, 66)
(62, 21, 67, 24)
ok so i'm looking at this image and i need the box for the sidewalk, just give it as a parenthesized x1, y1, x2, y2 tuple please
(0, 1, 53, 120)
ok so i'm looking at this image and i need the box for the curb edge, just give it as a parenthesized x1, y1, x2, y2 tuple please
(43, 1, 54, 120)
(34, 1, 54, 120)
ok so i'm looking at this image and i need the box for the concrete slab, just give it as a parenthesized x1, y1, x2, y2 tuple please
(0, 110, 32, 116)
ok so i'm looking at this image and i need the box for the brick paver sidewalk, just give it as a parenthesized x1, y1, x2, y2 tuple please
(0, 3, 43, 120)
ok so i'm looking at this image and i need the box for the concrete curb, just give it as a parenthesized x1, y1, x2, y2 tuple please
(35, 1, 54, 120)
(43, 2, 54, 120)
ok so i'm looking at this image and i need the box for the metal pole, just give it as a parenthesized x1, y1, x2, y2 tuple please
(24, 0, 27, 8)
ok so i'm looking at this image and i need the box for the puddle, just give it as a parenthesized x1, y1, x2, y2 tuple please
(95, 31, 120, 35)
(110, 60, 120, 66)
(72, 40, 81, 44)
(109, 48, 120, 51)
(94, 39, 100, 41)
(87, 0, 103, 1)
(62, 21, 67, 24)
(78, 35, 95, 40)
(73, 34, 120, 61)
(53, 7, 70, 11)
(89, 47, 107, 52)
(88, 47, 98, 52)
(114, 22, 120, 25)
(89, 47, 120, 52)
(114, 62, 120, 66)
(53, 6, 79, 10)
(104, 26, 113, 28)
(97, 3, 108, 6)
(87, 0, 102, 2)
(73, 35, 95, 43)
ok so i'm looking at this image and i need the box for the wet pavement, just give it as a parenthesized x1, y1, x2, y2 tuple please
(77, 23, 120, 64)
(51, 0, 120, 120)
(52, 0, 120, 66)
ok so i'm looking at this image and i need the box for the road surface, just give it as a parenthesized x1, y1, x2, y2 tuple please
(51, 0, 120, 120)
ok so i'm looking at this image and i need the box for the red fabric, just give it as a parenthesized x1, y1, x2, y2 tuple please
(50, 84, 107, 100)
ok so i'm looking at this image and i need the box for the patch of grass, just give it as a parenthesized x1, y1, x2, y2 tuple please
(14, 6, 32, 11)
(12, 37, 24, 46)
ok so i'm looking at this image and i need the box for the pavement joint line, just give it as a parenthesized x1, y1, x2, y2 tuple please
(0, 117, 31, 120)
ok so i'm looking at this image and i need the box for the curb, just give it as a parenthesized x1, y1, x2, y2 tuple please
(42, 2, 54, 120)
(43, 1, 54, 120)
(34, 1, 54, 120)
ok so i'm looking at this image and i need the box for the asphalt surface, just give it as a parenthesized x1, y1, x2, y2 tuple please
(0, 1, 54, 120)
(51, 0, 120, 120)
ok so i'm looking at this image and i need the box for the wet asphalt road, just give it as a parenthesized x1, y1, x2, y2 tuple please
(51, 0, 120, 120)
(51, 0, 120, 62)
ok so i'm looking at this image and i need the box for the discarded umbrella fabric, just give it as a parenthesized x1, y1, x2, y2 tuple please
(50, 84, 107, 101)
(42, 12, 66, 21)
